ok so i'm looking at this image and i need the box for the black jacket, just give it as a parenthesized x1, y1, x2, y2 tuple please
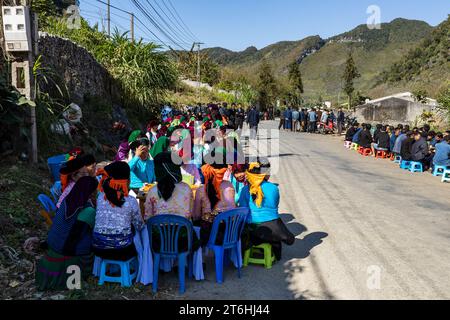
(377, 132, 390, 150)
(411, 137, 428, 161)
(247, 109, 260, 126)
(359, 130, 373, 148)
(401, 138, 414, 161)
(345, 127, 357, 142)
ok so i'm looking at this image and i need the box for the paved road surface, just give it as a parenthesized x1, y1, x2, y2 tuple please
(164, 121, 450, 300)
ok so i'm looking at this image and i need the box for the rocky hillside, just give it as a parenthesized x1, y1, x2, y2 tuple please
(206, 18, 436, 103)
(372, 15, 450, 98)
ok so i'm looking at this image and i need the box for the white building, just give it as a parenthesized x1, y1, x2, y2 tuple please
(354, 92, 438, 124)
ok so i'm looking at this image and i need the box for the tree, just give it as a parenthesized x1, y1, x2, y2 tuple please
(257, 59, 278, 111)
(176, 51, 220, 86)
(412, 89, 429, 104)
(31, 0, 58, 27)
(288, 62, 304, 106)
(342, 51, 361, 111)
(437, 83, 450, 124)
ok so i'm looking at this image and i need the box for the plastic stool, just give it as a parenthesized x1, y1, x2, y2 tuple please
(243, 244, 276, 269)
(98, 257, 138, 287)
(442, 170, 450, 183)
(433, 166, 448, 177)
(394, 155, 402, 164)
(400, 161, 412, 170)
(351, 143, 359, 151)
(410, 162, 423, 173)
(362, 148, 372, 157)
(376, 150, 388, 159)
(344, 141, 352, 149)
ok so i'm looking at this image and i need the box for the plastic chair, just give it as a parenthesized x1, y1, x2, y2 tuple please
(400, 160, 412, 170)
(410, 162, 423, 173)
(433, 166, 448, 177)
(206, 208, 250, 284)
(394, 155, 402, 164)
(244, 243, 276, 269)
(98, 257, 138, 287)
(37, 194, 56, 227)
(50, 181, 62, 203)
(148, 215, 193, 294)
(47, 154, 67, 182)
(442, 170, 450, 183)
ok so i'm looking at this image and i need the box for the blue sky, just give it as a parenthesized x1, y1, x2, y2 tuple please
(79, 0, 449, 51)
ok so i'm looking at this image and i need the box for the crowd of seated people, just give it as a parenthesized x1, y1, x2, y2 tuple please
(345, 122, 450, 172)
(36, 103, 296, 291)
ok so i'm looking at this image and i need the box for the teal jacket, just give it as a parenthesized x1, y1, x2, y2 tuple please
(238, 181, 280, 224)
(129, 156, 156, 189)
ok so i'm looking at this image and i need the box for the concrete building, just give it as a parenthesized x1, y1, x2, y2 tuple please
(354, 92, 438, 125)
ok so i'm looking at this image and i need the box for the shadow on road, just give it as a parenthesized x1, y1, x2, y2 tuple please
(278, 213, 331, 299)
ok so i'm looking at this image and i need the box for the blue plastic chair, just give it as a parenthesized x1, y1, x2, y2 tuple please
(433, 166, 448, 177)
(37, 194, 56, 213)
(410, 162, 423, 173)
(47, 154, 67, 182)
(148, 215, 194, 294)
(98, 257, 138, 287)
(394, 155, 402, 164)
(50, 181, 62, 203)
(206, 208, 250, 284)
(400, 160, 412, 170)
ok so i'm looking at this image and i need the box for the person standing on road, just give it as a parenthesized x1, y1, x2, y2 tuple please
(278, 108, 286, 131)
(308, 109, 317, 133)
(337, 108, 345, 136)
(247, 106, 260, 140)
(292, 108, 300, 132)
(235, 104, 245, 131)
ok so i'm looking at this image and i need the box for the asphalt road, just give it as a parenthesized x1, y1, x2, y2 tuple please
(168, 120, 450, 300)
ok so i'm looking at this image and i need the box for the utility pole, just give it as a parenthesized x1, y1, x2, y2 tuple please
(193, 42, 204, 101)
(107, 0, 110, 36)
(2, 4, 38, 163)
(130, 13, 134, 42)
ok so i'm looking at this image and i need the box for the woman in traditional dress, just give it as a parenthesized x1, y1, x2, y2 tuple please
(93, 162, 144, 261)
(36, 176, 98, 291)
(238, 160, 295, 261)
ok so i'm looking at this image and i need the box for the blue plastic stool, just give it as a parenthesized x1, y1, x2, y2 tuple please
(47, 154, 67, 182)
(442, 170, 450, 183)
(394, 155, 402, 164)
(410, 162, 423, 173)
(433, 166, 448, 177)
(207, 208, 250, 284)
(98, 257, 138, 287)
(400, 161, 412, 170)
(148, 215, 194, 294)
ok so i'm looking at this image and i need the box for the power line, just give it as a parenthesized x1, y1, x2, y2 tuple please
(131, 0, 188, 50)
(165, 0, 199, 42)
(151, 0, 196, 43)
(141, 0, 193, 48)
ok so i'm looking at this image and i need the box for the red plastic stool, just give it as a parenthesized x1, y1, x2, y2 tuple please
(376, 150, 388, 159)
(362, 148, 372, 156)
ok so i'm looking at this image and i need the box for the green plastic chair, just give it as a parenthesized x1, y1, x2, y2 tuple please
(243, 243, 276, 269)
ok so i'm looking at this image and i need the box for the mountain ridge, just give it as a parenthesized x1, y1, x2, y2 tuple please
(203, 17, 443, 103)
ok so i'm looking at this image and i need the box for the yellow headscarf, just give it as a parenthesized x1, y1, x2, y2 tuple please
(246, 162, 268, 208)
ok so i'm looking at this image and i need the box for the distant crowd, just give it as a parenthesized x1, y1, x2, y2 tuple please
(345, 123, 450, 170)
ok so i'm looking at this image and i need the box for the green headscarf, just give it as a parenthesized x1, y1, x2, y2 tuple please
(150, 137, 170, 159)
(128, 130, 142, 144)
